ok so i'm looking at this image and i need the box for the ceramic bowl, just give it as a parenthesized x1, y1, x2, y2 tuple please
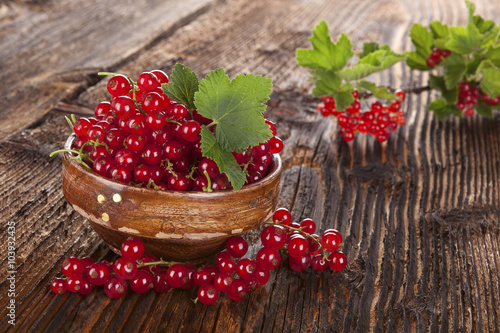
(61, 134, 282, 262)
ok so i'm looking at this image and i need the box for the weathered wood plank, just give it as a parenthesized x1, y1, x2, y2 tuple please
(0, 0, 213, 142)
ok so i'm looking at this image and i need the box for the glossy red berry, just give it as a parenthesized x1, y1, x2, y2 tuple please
(107, 75, 131, 97)
(198, 284, 219, 305)
(226, 236, 248, 258)
(114, 257, 138, 280)
(130, 270, 154, 294)
(121, 238, 145, 260)
(61, 257, 85, 277)
(273, 207, 292, 225)
(51, 278, 67, 294)
(328, 251, 347, 271)
(261, 225, 287, 249)
(105, 277, 128, 299)
(256, 246, 281, 270)
(137, 72, 160, 92)
(87, 262, 111, 285)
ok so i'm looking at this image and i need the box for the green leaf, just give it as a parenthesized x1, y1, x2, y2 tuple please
(440, 53, 466, 90)
(480, 66, 500, 98)
(332, 84, 355, 111)
(475, 101, 493, 117)
(429, 75, 458, 103)
(429, 21, 449, 39)
(296, 21, 353, 71)
(405, 51, 429, 70)
(484, 46, 500, 67)
(410, 23, 434, 59)
(473, 15, 495, 33)
(310, 69, 342, 97)
(357, 80, 396, 100)
(336, 49, 405, 81)
(445, 24, 482, 54)
(427, 98, 463, 120)
(465, 1, 476, 22)
(466, 52, 483, 75)
(194, 68, 273, 152)
(200, 126, 246, 191)
(162, 63, 199, 110)
(359, 42, 380, 59)
(481, 26, 500, 48)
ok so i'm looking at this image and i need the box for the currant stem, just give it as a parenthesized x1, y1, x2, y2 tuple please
(137, 260, 180, 268)
(50, 149, 82, 157)
(202, 170, 213, 192)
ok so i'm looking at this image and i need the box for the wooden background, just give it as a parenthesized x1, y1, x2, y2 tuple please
(1, 0, 500, 331)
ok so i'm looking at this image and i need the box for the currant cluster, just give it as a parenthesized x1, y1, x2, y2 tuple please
(425, 48, 452, 68)
(316, 90, 406, 142)
(65, 70, 283, 191)
(457, 81, 500, 117)
(51, 208, 347, 304)
(267, 208, 346, 272)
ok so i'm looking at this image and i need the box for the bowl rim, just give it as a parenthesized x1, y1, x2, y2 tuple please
(64, 133, 282, 197)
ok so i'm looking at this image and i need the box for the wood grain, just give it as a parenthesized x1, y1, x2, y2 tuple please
(0, 0, 213, 142)
(1, 0, 500, 332)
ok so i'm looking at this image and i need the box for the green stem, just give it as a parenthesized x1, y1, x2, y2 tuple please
(98, 71, 123, 77)
(202, 170, 213, 192)
(50, 149, 81, 157)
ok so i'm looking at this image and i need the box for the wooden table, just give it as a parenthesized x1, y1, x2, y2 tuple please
(1, 0, 500, 331)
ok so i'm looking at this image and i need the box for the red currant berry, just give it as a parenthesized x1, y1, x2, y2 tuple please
(198, 158, 220, 179)
(256, 246, 281, 270)
(153, 269, 172, 293)
(273, 207, 292, 225)
(252, 266, 269, 287)
(94, 101, 112, 117)
(166, 264, 189, 288)
(235, 258, 257, 280)
(104, 277, 128, 299)
(165, 103, 188, 120)
(110, 165, 132, 184)
(79, 278, 93, 295)
(61, 257, 85, 277)
(142, 92, 164, 113)
(288, 253, 311, 272)
(66, 276, 85, 293)
(112, 96, 137, 121)
(217, 256, 237, 274)
(130, 270, 153, 294)
(226, 236, 248, 258)
(311, 255, 328, 271)
(214, 272, 233, 292)
(125, 134, 146, 152)
(227, 279, 248, 301)
(107, 75, 131, 97)
(321, 232, 341, 252)
(395, 89, 406, 102)
(140, 144, 164, 166)
(137, 72, 160, 92)
(121, 238, 145, 260)
(328, 251, 347, 271)
(268, 136, 283, 154)
(113, 257, 138, 280)
(287, 235, 309, 258)
(261, 225, 287, 249)
(73, 118, 92, 137)
(87, 262, 111, 285)
(151, 69, 169, 84)
(198, 284, 219, 305)
(266, 119, 277, 136)
(181, 120, 201, 142)
(299, 218, 316, 234)
(51, 278, 67, 294)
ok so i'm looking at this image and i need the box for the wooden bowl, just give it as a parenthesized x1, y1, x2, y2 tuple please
(61, 134, 282, 263)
